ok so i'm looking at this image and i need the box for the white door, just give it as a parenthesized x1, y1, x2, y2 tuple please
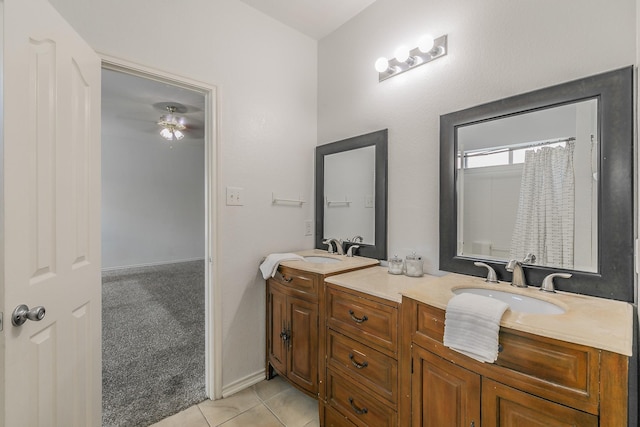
(1, 0, 102, 425)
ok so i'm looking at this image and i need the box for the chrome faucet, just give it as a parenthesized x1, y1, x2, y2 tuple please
(540, 272, 572, 293)
(322, 238, 344, 255)
(351, 235, 364, 243)
(346, 245, 360, 257)
(505, 253, 536, 288)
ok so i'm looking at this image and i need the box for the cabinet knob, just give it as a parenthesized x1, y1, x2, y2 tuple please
(348, 310, 368, 324)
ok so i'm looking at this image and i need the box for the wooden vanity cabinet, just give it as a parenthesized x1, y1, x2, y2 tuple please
(400, 296, 629, 427)
(267, 266, 320, 396)
(322, 284, 400, 427)
(266, 261, 378, 399)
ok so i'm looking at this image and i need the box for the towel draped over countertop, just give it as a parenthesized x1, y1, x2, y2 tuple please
(443, 293, 509, 363)
(259, 253, 304, 279)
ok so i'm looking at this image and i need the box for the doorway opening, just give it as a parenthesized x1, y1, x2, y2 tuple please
(100, 58, 220, 425)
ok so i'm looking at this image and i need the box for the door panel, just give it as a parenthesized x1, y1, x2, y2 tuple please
(2, 0, 102, 425)
(288, 296, 318, 394)
(268, 283, 288, 374)
(412, 346, 480, 427)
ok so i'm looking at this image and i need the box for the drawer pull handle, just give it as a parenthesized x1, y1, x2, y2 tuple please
(282, 275, 294, 283)
(348, 397, 368, 415)
(348, 310, 368, 323)
(498, 344, 503, 353)
(348, 353, 368, 369)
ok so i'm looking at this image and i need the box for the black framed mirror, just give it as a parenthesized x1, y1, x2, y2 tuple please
(440, 67, 634, 302)
(315, 129, 388, 260)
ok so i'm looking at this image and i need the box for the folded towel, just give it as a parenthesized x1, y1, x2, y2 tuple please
(443, 293, 509, 363)
(259, 253, 304, 279)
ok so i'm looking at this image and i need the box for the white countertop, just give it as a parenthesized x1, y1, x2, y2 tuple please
(278, 249, 379, 275)
(325, 267, 633, 356)
(324, 266, 423, 303)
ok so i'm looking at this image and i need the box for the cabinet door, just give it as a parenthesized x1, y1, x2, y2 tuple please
(267, 283, 288, 375)
(412, 345, 480, 427)
(482, 379, 598, 427)
(287, 295, 318, 394)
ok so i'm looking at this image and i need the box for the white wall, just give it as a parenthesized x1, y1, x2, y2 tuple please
(49, 0, 318, 390)
(319, 0, 636, 275)
(101, 125, 205, 269)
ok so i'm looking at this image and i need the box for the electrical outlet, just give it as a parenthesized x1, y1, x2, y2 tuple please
(304, 220, 313, 236)
(226, 186, 244, 206)
(365, 195, 374, 208)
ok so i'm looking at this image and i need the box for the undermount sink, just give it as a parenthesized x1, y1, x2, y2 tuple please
(303, 256, 342, 264)
(453, 287, 565, 315)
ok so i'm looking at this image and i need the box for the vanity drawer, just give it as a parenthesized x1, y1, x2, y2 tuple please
(323, 403, 357, 427)
(272, 266, 318, 298)
(326, 285, 398, 356)
(327, 329, 398, 405)
(326, 370, 397, 427)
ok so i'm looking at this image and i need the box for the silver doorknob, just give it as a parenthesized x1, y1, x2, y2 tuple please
(12, 304, 46, 326)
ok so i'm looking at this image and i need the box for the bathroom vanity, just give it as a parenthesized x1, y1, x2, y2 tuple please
(308, 267, 631, 427)
(399, 272, 632, 427)
(265, 250, 378, 397)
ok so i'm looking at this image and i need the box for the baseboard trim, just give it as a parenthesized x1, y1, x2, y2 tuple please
(221, 370, 266, 398)
(102, 258, 205, 272)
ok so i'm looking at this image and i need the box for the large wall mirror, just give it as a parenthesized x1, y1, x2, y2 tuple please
(440, 67, 633, 302)
(315, 129, 388, 260)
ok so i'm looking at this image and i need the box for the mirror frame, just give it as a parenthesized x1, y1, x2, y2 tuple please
(315, 129, 388, 260)
(440, 67, 634, 302)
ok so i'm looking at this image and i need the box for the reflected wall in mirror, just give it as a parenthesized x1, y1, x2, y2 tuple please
(324, 145, 376, 245)
(457, 99, 598, 272)
(315, 130, 388, 260)
(440, 67, 633, 302)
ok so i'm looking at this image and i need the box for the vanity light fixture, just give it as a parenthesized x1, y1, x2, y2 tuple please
(375, 34, 448, 82)
(157, 105, 186, 141)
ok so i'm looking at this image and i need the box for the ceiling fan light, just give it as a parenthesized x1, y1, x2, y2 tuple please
(173, 130, 185, 140)
(160, 128, 174, 140)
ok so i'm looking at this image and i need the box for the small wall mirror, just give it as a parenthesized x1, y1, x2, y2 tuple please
(315, 130, 388, 260)
(440, 67, 633, 302)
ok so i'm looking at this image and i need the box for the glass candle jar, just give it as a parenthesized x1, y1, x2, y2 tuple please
(387, 255, 404, 275)
(405, 252, 423, 277)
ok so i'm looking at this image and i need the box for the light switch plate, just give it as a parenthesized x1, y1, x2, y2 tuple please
(304, 220, 313, 236)
(226, 186, 243, 206)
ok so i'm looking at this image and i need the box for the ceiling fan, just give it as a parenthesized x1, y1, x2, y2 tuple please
(157, 105, 187, 141)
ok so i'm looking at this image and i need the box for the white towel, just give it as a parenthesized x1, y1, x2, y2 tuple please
(443, 293, 509, 363)
(259, 253, 304, 279)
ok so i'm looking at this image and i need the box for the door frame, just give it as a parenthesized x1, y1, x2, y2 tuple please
(100, 54, 222, 400)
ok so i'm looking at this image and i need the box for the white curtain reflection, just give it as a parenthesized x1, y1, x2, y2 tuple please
(510, 141, 575, 268)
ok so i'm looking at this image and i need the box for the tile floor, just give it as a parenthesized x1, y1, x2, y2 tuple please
(150, 376, 319, 427)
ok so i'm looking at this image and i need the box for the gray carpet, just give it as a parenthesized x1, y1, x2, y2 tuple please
(102, 260, 207, 427)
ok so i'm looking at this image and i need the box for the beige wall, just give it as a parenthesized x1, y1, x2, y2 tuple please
(319, 0, 636, 278)
(50, 0, 318, 392)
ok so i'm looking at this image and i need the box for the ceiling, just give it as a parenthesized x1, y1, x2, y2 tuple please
(238, 0, 377, 40)
(102, 1, 377, 140)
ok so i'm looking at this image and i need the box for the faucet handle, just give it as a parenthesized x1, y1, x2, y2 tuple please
(474, 262, 499, 283)
(540, 272, 571, 293)
(322, 239, 335, 253)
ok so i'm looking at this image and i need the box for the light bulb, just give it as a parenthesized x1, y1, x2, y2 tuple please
(160, 128, 173, 140)
(174, 130, 185, 140)
(417, 35, 435, 53)
(394, 45, 410, 63)
(374, 57, 389, 73)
